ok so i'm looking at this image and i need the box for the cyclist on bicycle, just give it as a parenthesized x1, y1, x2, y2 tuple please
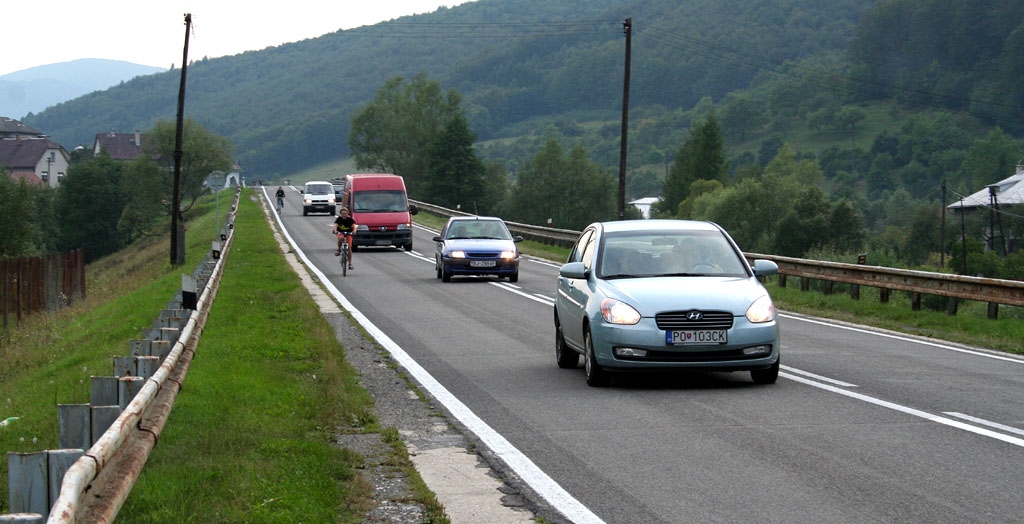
(333, 207, 357, 270)
(275, 186, 285, 210)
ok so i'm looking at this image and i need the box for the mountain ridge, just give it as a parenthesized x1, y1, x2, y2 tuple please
(1, 58, 166, 120)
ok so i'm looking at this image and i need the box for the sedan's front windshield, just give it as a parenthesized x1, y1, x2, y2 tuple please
(446, 220, 512, 240)
(598, 230, 748, 279)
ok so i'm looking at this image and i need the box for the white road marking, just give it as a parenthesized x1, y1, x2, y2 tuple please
(780, 313, 1024, 364)
(943, 412, 1024, 437)
(781, 366, 857, 387)
(280, 221, 606, 524)
(782, 372, 1024, 448)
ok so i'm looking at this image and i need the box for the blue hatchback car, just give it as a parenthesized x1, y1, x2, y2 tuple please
(554, 220, 780, 387)
(433, 216, 523, 282)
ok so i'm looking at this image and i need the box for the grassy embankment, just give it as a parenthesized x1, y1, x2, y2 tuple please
(1, 190, 445, 522)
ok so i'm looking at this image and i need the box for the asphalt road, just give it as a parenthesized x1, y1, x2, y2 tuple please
(276, 192, 1024, 524)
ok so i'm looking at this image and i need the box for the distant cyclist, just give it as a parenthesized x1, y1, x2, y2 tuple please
(275, 186, 285, 211)
(334, 207, 358, 270)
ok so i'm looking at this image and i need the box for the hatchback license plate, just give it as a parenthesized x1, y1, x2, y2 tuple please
(666, 330, 727, 345)
(470, 260, 496, 267)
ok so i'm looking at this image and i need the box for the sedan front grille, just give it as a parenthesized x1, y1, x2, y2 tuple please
(655, 310, 733, 330)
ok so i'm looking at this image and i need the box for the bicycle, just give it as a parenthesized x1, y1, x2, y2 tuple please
(338, 233, 352, 277)
(276, 195, 284, 214)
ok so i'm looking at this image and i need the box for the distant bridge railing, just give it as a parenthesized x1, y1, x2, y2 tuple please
(411, 200, 1024, 319)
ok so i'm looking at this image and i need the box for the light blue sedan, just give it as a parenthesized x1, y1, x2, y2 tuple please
(554, 220, 780, 387)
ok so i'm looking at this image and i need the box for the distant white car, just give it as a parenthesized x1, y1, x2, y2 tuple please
(302, 181, 335, 216)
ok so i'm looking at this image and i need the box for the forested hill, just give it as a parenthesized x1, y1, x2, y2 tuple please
(24, 0, 876, 177)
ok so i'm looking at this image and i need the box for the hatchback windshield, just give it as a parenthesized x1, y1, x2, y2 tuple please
(598, 230, 748, 278)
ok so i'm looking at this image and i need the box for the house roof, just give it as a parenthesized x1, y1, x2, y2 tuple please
(0, 137, 63, 169)
(0, 117, 43, 138)
(94, 130, 144, 160)
(949, 165, 1024, 209)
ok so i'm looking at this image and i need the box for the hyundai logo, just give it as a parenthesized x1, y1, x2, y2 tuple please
(686, 311, 703, 321)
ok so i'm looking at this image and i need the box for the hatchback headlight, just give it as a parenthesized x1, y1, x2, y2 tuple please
(600, 298, 641, 325)
(745, 295, 776, 323)
(450, 250, 466, 259)
(500, 250, 516, 259)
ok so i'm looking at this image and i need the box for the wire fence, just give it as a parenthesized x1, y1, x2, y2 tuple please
(1, 249, 87, 330)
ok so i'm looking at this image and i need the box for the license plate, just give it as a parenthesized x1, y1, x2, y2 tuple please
(470, 260, 496, 267)
(666, 330, 727, 345)
(374, 240, 391, 246)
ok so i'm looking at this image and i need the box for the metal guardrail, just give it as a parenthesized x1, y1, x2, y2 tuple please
(410, 200, 1024, 318)
(3, 191, 239, 523)
(410, 200, 579, 248)
(747, 252, 1024, 318)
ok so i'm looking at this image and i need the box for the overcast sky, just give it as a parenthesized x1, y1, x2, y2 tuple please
(2, 1, 475, 76)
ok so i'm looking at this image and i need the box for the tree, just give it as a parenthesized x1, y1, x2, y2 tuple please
(958, 127, 1024, 192)
(903, 203, 942, 266)
(56, 152, 130, 261)
(423, 113, 488, 212)
(655, 113, 726, 217)
(508, 139, 616, 230)
(348, 74, 463, 196)
(719, 93, 766, 141)
(773, 186, 832, 257)
(0, 175, 40, 257)
(120, 118, 234, 237)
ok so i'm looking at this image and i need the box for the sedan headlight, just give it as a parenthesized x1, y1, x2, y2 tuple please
(499, 250, 516, 259)
(600, 298, 641, 325)
(450, 250, 466, 259)
(745, 295, 776, 323)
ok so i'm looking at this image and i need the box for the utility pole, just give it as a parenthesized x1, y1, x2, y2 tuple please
(171, 13, 191, 266)
(940, 179, 946, 268)
(617, 18, 632, 220)
(988, 185, 1007, 256)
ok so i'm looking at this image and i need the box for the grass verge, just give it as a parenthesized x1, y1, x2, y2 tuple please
(1, 190, 446, 522)
(763, 278, 1024, 354)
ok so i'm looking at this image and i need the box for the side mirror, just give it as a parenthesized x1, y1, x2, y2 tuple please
(513, 236, 524, 243)
(559, 262, 588, 279)
(408, 204, 419, 215)
(752, 259, 779, 277)
(432, 236, 443, 242)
